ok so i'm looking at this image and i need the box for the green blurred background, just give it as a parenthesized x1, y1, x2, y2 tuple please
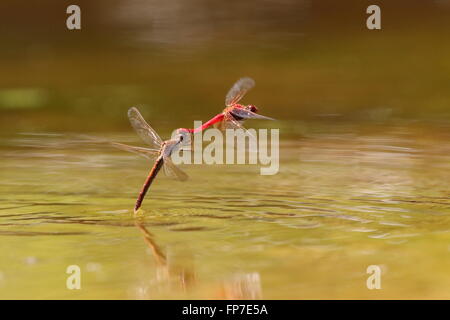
(1, 0, 449, 134)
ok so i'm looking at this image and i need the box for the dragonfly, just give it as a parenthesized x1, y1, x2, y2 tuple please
(181, 77, 274, 134)
(134, 219, 195, 291)
(113, 107, 190, 213)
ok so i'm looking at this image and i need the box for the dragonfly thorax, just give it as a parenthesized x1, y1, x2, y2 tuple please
(232, 104, 258, 113)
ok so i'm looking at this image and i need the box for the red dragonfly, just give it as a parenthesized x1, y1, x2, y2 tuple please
(181, 77, 274, 134)
(112, 107, 190, 213)
(109, 78, 272, 212)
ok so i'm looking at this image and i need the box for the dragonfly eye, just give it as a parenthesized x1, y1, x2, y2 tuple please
(249, 105, 258, 113)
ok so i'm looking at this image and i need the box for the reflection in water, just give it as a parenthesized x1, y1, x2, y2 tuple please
(218, 273, 262, 300)
(134, 218, 262, 299)
(135, 218, 195, 294)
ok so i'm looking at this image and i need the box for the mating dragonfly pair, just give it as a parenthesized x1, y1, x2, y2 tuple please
(117, 77, 274, 213)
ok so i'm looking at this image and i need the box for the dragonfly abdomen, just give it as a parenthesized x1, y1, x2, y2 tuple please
(134, 156, 164, 212)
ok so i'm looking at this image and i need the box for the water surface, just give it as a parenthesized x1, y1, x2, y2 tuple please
(1, 123, 449, 299)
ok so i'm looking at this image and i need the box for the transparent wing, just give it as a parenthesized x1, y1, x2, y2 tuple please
(225, 77, 255, 107)
(128, 107, 163, 148)
(222, 112, 245, 130)
(110, 142, 159, 159)
(230, 107, 274, 120)
(77, 134, 160, 159)
(222, 112, 255, 138)
(162, 154, 189, 181)
(135, 221, 167, 266)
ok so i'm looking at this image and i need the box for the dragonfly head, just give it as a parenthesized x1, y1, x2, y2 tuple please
(246, 104, 258, 113)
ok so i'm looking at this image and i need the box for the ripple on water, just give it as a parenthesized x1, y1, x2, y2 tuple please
(0, 129, 450, 298)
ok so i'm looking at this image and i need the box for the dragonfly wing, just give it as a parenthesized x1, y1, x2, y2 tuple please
(223, 112, 255, 138)
(230, 108, 275, 120)
(162, 154, 189, 181)
(225, 77, 255, 107)
(78, 135, 159, 159)
(223, 112, 245, 130)
(128, 107, 163, 148)
(110, 142, 159, 159)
